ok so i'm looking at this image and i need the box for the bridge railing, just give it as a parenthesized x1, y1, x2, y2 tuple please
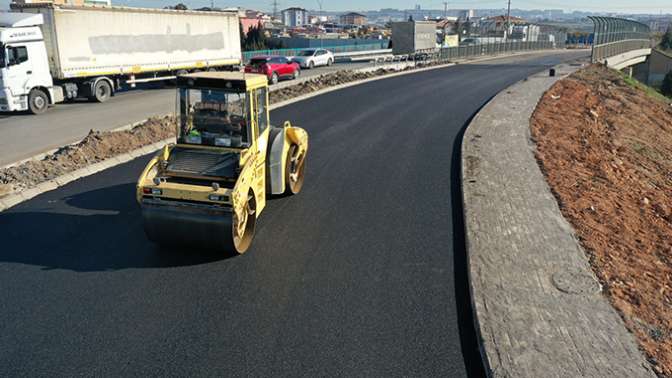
(374, 38, 562, 67)
(437, 40, 557, 60)
(589, 16, 651, 63)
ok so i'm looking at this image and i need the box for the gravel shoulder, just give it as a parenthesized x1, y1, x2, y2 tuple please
(531, 65, 672, 377)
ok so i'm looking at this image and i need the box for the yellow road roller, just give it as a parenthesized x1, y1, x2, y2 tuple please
(136, 72, 309, 254)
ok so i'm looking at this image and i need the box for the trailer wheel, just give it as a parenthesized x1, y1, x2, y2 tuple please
(28, 89, 49, 115)
(284, 144, 306, 195)
(93, 80, 112, 103)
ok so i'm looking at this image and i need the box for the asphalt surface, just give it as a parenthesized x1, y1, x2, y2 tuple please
(0, 61, 373, 167)
(0, 50, 588, 376)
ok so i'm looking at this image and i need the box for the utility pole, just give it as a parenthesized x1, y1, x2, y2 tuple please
(210, 0, 214, 9)
(316, 0, 323, 20)
(443, 2, 447, 19)
(272, 0, 279, 20)
(316, 0, 324, 47)
(506, 0, 511, 39)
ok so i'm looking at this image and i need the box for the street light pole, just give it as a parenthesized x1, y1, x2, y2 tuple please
(316, 0, 324, 48)
(506, 0, 511, 39)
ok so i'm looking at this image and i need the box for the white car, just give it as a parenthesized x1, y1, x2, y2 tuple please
(292, 49, 335, 69)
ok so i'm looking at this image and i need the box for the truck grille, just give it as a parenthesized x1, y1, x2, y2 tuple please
(166, 148, 238, 178)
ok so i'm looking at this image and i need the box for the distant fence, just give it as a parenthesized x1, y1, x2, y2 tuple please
(589, 17, 651, 63)
(243, 43, 387, 62)
(371, 40, 560, 67)
(437, 40, 558, 60)
(243, 34, 565, 64)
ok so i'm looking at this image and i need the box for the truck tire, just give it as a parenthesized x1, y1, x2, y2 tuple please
(93, 80, 112, 103)
(28, 89, 49, 115)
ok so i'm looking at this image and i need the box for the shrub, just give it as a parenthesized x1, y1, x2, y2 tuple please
(662, 70, 672, 97)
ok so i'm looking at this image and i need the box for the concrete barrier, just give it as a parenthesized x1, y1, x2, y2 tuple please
(461, 62, 655, 377)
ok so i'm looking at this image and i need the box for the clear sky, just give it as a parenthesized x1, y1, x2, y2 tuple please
(0, 0, 670, 14)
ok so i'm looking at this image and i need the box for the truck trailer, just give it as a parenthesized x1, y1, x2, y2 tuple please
(391, 21, 437, 55)
(0, 4, 242, 114)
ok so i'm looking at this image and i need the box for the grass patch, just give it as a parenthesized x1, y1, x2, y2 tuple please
(628, 140, 664, 161)
(618, 71, 671, 103)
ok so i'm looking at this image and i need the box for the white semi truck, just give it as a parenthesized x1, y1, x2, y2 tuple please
(0, 4, 242, 114)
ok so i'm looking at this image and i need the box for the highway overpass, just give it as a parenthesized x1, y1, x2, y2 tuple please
(589, 16, 653, 71)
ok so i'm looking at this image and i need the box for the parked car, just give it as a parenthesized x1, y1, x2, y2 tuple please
(292, 49, 335, 69)
(244, 55, 300, 85)
(459, 38, 479, 46)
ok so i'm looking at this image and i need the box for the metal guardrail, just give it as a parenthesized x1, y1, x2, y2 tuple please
(589, 16, 651, 63)
(372, 41, 558, 66)
(242, 43, 388, 62)
(333, 49, 392, 57)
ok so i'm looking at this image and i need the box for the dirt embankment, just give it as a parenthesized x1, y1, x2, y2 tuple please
(531, 65, 672, 376)
(0, 64, 439, 199)
(270, 67, 409, 103)
(0, 116, 175, 194)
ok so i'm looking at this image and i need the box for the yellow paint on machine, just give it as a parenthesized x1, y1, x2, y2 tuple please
(136, 71, 309, 254)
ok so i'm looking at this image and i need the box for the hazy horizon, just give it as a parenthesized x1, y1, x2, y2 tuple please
(0, 0, 671, 15)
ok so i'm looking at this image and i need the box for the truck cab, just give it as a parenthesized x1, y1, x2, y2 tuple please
(0, 13, 56, 114)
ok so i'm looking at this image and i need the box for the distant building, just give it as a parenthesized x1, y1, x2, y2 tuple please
(240, 8, 271, 35)
(510, 24, 540, 42)
(340, 12, 367, 26)
(436, 18, 458, 34)
(540, 9, 564, 19)
(309, 15, 328, 24)
(240, 18, 262, 35)
(12, 0, 111, 5)
(282, 7, 309, 27)
(480, 15, 527, 38)
(648, 19, 672, 33)
(458, 9, 475, 20)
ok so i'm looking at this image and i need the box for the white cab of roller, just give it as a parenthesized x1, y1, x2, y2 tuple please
(0, 4, 242, 114)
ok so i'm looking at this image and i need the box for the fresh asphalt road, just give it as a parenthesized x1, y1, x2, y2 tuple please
(0, 50, 588, 376)
(0, 61, 374, 167)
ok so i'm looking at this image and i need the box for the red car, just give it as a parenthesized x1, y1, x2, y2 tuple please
(244, 55, 301, 85)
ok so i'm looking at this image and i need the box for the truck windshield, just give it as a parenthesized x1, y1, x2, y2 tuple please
(177, 88, 250, 148)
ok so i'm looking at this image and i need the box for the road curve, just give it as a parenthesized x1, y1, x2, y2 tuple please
(0, 51, 587, 377)
(0, 61, 374, 167)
